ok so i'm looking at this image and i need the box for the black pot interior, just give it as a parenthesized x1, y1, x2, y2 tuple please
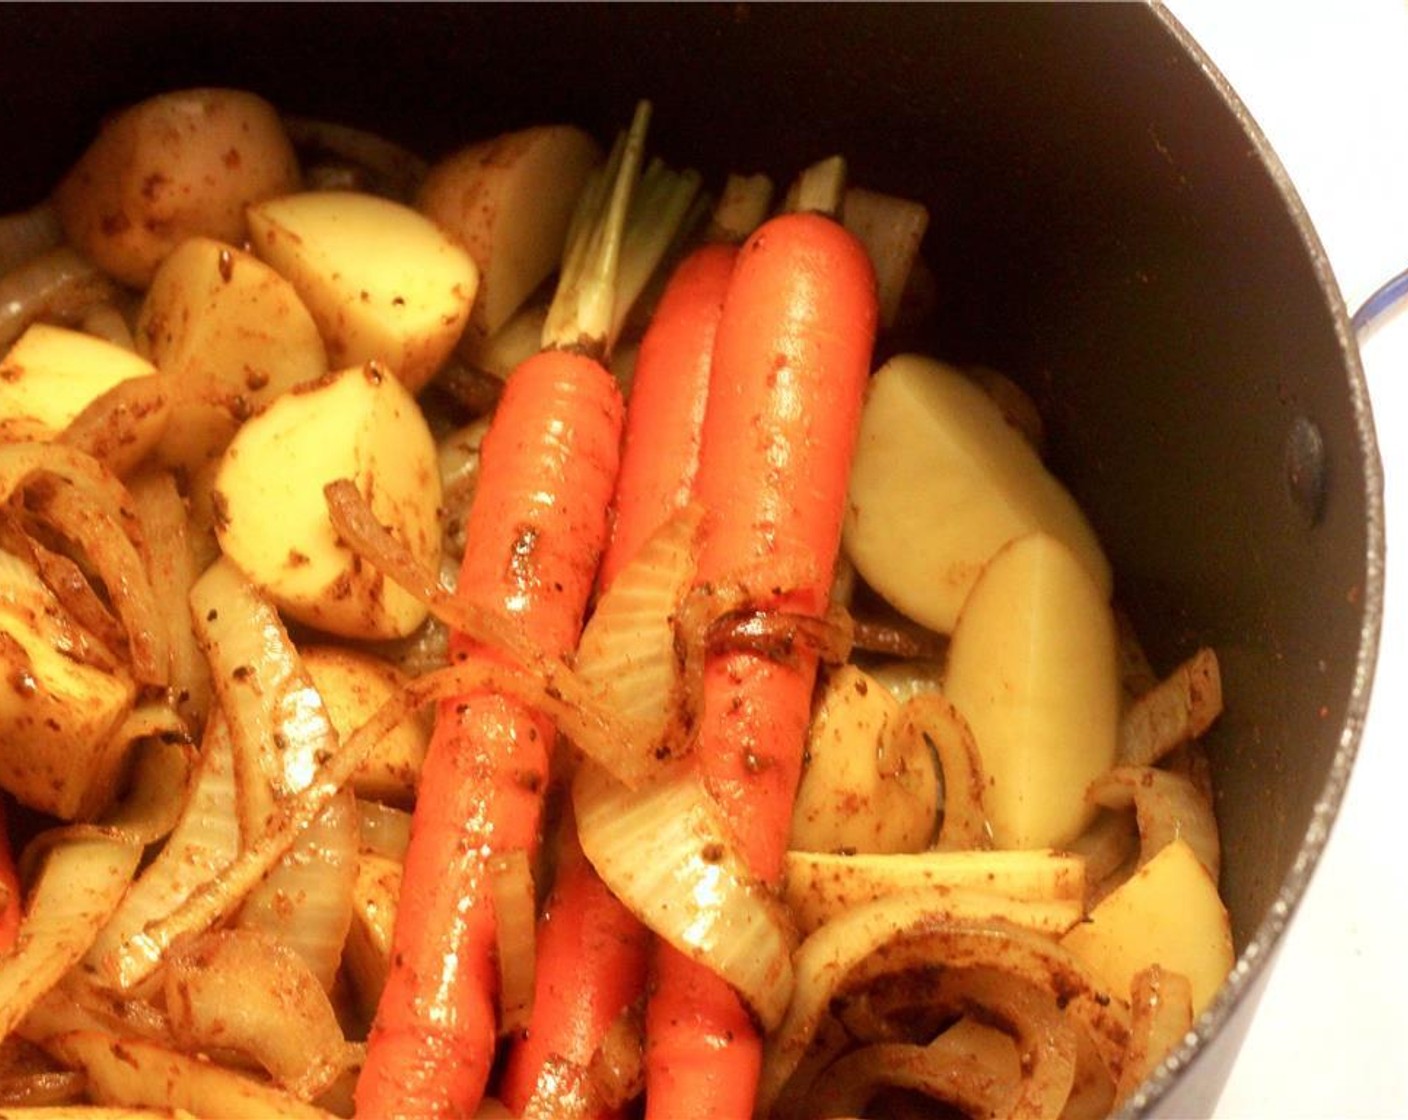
(0, 2, 1381, 1113)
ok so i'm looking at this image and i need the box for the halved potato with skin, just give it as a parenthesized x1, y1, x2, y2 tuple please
(54, 88, 300, 290)
(843, 354, 1110, 634)
(247, 191, 478, 393)
(418, 125, 602, 343)
(136, 237, 328, 469)
(213, 363, 441, 640)
(943, 531, 1119, 850)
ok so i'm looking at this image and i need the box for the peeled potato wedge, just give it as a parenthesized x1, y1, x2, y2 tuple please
(418, 124, 601, 342)
(213, 363, 442, 640)
(0, 323, 156, 442)
(303, 645, 429, 805)
(247, 191, 478, 393)
(54, 88, 300, 289)
(136, 237, 328, 468)
(1062, 836, 1234, 1017)
(843, 354, 1110, 634)
(943, 532, 1119, 850)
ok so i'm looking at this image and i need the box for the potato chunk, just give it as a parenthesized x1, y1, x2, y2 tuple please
(303, 645, 429, 805)
(137, 237, 328, 468)
(0, 324, 155, 442)
(943, 532, 1119, 849)
(0, 550, 135, 819)
(1062, 837, 1234, 1017)
(844, 354, 1110, 634)
(247, 191, 478, 392)
(54, 88, 300, 289)
(419, 124, 601, 342)
(213, 363, 441, 640)
(790, 664, 940, 854)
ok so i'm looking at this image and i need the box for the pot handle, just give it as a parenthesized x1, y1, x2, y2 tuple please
(1353, 265, 1408, 338)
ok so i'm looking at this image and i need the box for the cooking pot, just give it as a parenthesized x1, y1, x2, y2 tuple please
(0, 3, 1382, 1116)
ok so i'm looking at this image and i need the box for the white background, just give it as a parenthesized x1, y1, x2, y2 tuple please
(1164, 2, 1408, 1117)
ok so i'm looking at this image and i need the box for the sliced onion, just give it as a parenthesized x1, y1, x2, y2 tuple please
(61, 374, 177, 482)
(119, 660, 604, 989)
(489, 849, 537, 1037)
(1119, 647, 1222, 768)
(283, 116, 430, 203)
(19, 971, 170, 1046)
(345, 853, 401, 1025)
(96, 708, 196, 845)
(43, 1030, 332, 1119)
(19, 475, 167, 688)
(827, 967, 1078, 1120)
(0, 1069, 87, 1109)
(0, 247, 116, 353)
(165, 929, 358, 1100)
(574, 503, 703, 763)
(126, 470, 209, 730)
(1067, 808, 1140, 907)
(0, 204, 63, 276)
(1115, 965, 1194, 1107)
(325, 478, 658, 785)
(86, 716, 241, 991)
(1088, 765, 1220, 881)
(190, 558, 358, 990)
(782, 850, 1086, 938)
(802, 1018, 1019, 1120)
(757, 891, 1130, 1116)
(889, 693, 990, 851)
(78, 302, 138, 352)
(0, 829, 142, 1040)
(573, 760, 794, 1030)
(355, 799, 412, 861)
(587, 1003, 644, 1110)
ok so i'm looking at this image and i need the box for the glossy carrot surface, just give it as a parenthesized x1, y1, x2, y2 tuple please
(356, 350, 623, 1119)
(644, 210, 877, 1120)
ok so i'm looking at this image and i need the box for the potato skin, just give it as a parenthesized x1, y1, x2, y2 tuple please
(55, 88, 300, 289)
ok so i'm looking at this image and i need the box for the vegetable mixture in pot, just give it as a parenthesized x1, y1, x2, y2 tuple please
(0, 87, 1233, 1119)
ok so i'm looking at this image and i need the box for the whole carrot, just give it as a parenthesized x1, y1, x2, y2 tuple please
(643, 203, 878, 1120)
(502, 238, 739, 1116)
(354, 348, 623, 1119)
(354, 109, 650, 1120)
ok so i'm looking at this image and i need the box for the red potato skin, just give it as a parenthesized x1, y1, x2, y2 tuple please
(501, 242, 737, 1116)
(354, 349, 623, 1120)
(643, 211, 878, 1120)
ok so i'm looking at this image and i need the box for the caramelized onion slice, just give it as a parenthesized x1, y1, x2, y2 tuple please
(489, 849, 537, 1037)
(165, 930, 358, 1100)
(44, 1030, 333, 1119)
(0, 830, 142, 1041)
(757, 892, 1130, 1116)
(325, 478, 658, 785)
(191, 558, 358, 990)
(1087, 765, 1220, 881)
(782, 849, 1085, 938)
(573, 760, 795, 1030)
(1115, 965, 1194, 1108)
(573, 503, 704, 763)
(86, 716, 240, 992)
(889, 692, 990, 851)
(801, 1016, 1020, 1120)
(1118, 648, 1222, 768)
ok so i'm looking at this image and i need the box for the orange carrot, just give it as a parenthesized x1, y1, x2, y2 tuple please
(354, 350, 624, 1119)
(501, 240, 737, 1116)
(598, 242, 737, 591)
(643, 208, 878, 1120)
(0, 797, 21, 952)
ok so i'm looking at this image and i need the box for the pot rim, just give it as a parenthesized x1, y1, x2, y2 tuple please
(1120, 6, 1386, 1116)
